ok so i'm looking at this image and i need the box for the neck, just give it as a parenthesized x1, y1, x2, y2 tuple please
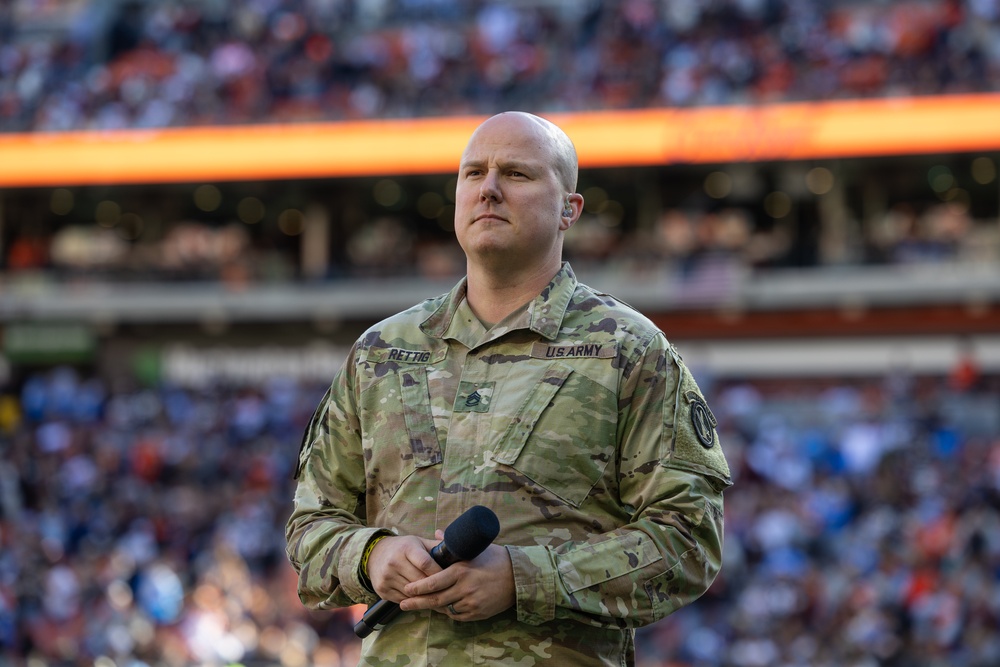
(465, 259, 562, 326)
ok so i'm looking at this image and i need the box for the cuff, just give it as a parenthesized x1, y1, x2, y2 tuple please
(341, 527, 396, 605)
(506, 544, 558, 625)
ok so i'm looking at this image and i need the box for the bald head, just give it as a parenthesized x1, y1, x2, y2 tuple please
(454, 109, 585, 297)
(466, 112, 579, 192)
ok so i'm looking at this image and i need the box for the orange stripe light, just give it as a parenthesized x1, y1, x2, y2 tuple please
(2, 94, 999, 187)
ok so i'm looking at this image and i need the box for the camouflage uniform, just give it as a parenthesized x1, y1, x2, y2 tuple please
(287, 263, 731, 666)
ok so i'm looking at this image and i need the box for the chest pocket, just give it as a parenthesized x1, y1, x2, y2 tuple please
(398, 366, 443, 468)
(358, 348, 444, 507)
(492, 362, 617, 508)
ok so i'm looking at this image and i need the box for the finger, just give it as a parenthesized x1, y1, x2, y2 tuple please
(399, 590, 455, 612)
(415, 536, 446, 565)
(382, 561, 429, 592)
(405, 546, 443, 576)
(403, 567, 459, 598)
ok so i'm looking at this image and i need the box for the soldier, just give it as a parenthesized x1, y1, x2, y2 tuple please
(286, 111, 732, 666)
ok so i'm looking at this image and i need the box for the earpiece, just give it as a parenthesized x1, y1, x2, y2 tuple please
(562, 202, 572, 217)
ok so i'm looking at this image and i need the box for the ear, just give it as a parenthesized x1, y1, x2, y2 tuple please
(559, 193, 584, 230)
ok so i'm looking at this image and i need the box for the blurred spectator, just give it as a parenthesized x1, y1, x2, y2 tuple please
(950, 337, 982, 392)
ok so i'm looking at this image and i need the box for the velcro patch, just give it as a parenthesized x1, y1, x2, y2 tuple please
(454, 381, 495, 413)
(664, 347, 731, 487)
(530, 342, 616, 359)
(365, 347, 446, 364)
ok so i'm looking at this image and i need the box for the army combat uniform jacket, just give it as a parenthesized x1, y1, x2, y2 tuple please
(286, 263, 731, 666)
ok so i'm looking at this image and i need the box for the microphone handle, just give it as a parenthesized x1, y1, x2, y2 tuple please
(354, 598, 402, 638)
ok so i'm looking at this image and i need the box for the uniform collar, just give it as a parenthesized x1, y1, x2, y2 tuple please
(421, 262, 577, 342)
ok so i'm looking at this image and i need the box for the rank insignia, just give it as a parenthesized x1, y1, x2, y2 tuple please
(455, 381, 494, 413)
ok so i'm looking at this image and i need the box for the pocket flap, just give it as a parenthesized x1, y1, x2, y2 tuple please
(493, 364, 573, 466)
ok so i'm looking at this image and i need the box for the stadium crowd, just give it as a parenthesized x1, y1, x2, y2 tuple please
(1, 358, 998, 666)
(1, 0, 999, 133)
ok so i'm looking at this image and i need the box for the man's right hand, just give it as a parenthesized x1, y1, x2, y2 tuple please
(366, 535, 443, 602)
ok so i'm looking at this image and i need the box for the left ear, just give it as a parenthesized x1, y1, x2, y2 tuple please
(559, 193, 585, 230)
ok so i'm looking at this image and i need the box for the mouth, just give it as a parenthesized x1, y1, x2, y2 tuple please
(474, 213, 508, 224)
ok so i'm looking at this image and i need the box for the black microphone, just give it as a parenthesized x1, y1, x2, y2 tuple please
(354, 505, 500, 638)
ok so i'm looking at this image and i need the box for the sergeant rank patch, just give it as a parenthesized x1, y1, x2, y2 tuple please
(455, 380, 495, 413)
(685, 391, 718, 448)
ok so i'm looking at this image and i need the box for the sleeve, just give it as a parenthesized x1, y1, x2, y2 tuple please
(505, 331, 731, 628)
(284, 343, 393, 610)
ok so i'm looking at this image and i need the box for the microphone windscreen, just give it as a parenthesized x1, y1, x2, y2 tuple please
(443, 505, 500, 561)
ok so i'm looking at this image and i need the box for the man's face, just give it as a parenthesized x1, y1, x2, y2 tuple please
(454, 114, 571, 271)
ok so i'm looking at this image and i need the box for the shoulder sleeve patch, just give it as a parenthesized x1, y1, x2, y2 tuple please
(684, 391, 717, 449)
(663, 349, 732, 487)
(294, 384, 333, 479)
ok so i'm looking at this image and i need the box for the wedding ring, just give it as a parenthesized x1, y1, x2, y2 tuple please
(447, 603, 459, 615)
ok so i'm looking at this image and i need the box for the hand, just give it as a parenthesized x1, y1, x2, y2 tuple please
(398, 540, 515, 622)
(366, 534, 442, 602)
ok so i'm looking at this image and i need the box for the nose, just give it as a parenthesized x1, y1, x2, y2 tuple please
(480, 170, 501, 203)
